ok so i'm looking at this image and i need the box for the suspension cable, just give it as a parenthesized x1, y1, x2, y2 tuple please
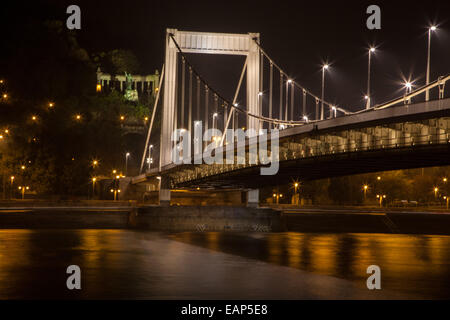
(168, 33, 320, 126)
(251, 38, 352, 115)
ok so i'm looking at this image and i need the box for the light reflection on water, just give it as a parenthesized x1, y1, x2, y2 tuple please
(0, 230, 449, 299)
(170, 232, 450, 298)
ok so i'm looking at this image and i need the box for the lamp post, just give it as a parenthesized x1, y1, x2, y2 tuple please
(148, 145, 153, 171)
(377, 194, 386, 207)
(212, 113, 218, 131)
(125, 152, 130, 175)
(92, 177, 96, 198)
(366, 47, 375, 109)
(404, 82, 412, 104)
(321, 64, 329, 120)
(331, 106, 337, 118)
(18, 186, 29, 200)
(294, 182, 300, 206)
(363, 185, 368, 200)
(426, 26, 437, 101)
(110, 189, 120, 201)
(10, 176, 14, 199)
(405, 82, 412, 94)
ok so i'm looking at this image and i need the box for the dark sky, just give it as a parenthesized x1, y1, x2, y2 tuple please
(2, 0, 450, 112)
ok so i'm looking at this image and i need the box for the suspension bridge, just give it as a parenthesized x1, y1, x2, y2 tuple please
(130, 29, 450, 206)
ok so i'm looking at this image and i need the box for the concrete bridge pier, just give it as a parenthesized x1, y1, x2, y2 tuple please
(159, 176, 171, 206)
(247, 189, 260, 208)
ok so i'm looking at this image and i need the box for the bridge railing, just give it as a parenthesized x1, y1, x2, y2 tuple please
(352, 74, 450, 113)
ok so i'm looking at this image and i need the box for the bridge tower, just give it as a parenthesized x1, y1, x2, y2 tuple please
(159, 29, 261, 205)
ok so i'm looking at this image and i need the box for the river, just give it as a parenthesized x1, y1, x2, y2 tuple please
(0, 229, 449, 299)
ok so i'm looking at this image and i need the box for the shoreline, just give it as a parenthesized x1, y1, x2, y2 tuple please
(0, 203, 449, 235)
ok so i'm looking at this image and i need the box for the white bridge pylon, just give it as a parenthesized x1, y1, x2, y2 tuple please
(160, 29, 262, 169)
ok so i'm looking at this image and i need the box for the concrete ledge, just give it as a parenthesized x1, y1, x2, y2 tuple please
(0, 200, 136, 208)
(132, 206, 285, 232)
(0, 209, 132, 229)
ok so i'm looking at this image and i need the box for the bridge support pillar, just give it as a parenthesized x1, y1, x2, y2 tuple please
(159, 176, 171, 206)
(247, 189, 260, 208)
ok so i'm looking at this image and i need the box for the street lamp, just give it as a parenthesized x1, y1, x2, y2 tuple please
(321, 64, 329, 120)
(331, 106, 337, 118)
(212, 113, 218, 131)
(10, 176, 14, 199)
(376, 194, 386, 207)
(366, 47, 376, 109)
(285, 80, 293, 122)
(18, 186, 29, 200)
(434, 187, 439, 199)
(363, 185, 368, 200)
(148, 145, 153, 170)
(426, 26, 437, 101)
(110, 188, 120, 201)
(404, 81, 412, 103)
(405, 82, 412, 92)
(125, 152, 130, 175)
(92, 177, 97, 197)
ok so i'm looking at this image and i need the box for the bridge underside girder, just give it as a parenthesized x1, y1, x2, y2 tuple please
(138, 99, 450, 190)
(173, 144, 450, 189)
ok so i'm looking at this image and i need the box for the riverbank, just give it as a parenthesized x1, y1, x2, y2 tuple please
(0, 202, 449, 234)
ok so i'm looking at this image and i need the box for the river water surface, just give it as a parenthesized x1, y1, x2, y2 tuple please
(0, 229, 449, 299)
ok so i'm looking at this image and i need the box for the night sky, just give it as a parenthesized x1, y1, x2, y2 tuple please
(2, 0, 450, 112)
